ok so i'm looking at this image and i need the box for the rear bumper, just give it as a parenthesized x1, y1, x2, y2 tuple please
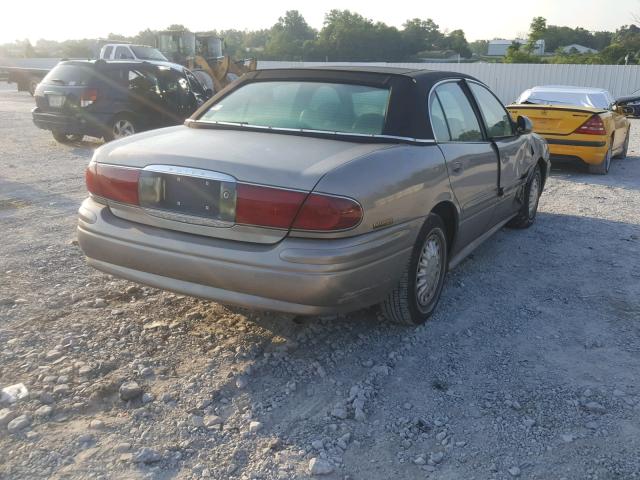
(77, 198, 420, 315)
(543, 135, 608, 165)
(32, 108, 111, 138)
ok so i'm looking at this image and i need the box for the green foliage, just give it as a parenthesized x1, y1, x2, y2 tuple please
(4, 11, 640, 65)
(504, 42, 541, 64)
(526, 16, 547, 53)
(264, 10, 316, 60)
(401, 18, 443, 53)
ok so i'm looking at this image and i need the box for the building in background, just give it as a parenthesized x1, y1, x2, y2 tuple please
(487, 39, 545, 57)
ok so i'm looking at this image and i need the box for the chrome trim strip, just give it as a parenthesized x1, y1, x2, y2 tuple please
(140, 207, 235, 228)
(188, 119, 435, 144)
(142, 164, 237, 183)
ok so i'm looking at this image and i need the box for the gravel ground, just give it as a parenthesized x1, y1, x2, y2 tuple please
(1, 82, 639, 480)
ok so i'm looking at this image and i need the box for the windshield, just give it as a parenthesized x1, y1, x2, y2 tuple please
(517, 89, 609, 109)
(130, 46, 168, 61)
(41, 64, 95, 86)
(199, 81, 391, 135)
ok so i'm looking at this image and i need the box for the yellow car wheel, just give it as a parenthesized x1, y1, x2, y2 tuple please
(589, 144, 612, 175)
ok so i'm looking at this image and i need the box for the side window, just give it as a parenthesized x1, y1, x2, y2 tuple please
(429, 95, 450, 141)
(434, 82, 483, 142)
(128, 69, 158, 94)
(468, 82, 515, 138)
(185, 70, 205, 95)
(103, 46, 113, 59)
(115, 46, 134, 60)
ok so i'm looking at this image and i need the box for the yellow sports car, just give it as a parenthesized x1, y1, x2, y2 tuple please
(507, 86, 631, 174)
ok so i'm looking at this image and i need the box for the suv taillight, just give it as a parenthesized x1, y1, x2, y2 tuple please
(80, 88, 98, 107)
(86, 161, 140, 204)
(574, 115, 606, 135)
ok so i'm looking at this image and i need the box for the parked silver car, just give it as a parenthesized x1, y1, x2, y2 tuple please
(77, 67, 549, 325)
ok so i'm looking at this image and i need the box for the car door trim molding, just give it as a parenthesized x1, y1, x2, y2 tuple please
(185, 119, 436, 144)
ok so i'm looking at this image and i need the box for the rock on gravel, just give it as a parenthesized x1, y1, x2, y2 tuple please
(119, 381, 142, 401)
(0, 408, 18, 426)
(309, 457, 334, 475)
(7, 414, 31, 433)
(0, 383, 29, 404)
(249, 421, 263, 433)
(134, 447, 162, 464)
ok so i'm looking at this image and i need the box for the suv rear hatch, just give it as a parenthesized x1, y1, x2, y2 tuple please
(35, 62, 98, 113)
(507, 104, 605, 135)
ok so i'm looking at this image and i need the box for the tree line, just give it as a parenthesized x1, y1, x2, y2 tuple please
(2, 10, 640, 65)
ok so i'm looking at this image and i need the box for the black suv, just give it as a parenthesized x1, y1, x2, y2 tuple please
(32, 60, 212, 143)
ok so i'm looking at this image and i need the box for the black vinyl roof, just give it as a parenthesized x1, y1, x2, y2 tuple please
(194, 67, 483, 142)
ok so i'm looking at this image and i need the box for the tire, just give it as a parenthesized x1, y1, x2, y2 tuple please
(29, 80, 38, 96)
(381, 214, 448, 325)
(104, 114, 137, 142)
(52, 131, 83, 143)
(589, 143, 612, 175)
(614, 129, 630, 159)
(507, 165, 542, 229)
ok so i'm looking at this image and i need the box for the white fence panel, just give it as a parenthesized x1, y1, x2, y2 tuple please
(257, 61, 640, 103)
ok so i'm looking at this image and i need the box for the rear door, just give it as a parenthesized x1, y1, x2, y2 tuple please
(431, 81, 499, 251)
(467, 81, 531, 224)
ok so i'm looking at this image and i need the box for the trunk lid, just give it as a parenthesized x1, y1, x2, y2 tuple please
(96, 126, 394, 243)
(507, 104, 604, 135)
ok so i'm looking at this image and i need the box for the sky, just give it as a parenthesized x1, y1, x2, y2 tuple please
(1, 0, 638, 44)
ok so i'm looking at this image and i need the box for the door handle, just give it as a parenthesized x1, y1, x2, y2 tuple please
(451, 161, 463, 174)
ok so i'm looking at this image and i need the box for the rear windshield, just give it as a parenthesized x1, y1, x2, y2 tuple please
(516, 89, 610, 109)
(199, 81, 391, 135)
(130, 46, 167, 61)
(42, 64, 95, 86)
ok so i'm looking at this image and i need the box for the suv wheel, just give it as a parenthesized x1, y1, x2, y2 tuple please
(52, 132, 83, 143)
(105, 114, 137, 141)
(381, 214, 448, 325)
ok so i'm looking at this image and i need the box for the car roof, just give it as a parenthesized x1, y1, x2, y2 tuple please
(59, 59, 185, 71)
(258, 66, 471, 81)
(528, 85, 610, 94)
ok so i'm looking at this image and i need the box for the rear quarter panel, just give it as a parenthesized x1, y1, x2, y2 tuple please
(292, 144, 457, 241)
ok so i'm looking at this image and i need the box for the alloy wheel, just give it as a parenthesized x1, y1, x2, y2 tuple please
(113, 119, 135, 139)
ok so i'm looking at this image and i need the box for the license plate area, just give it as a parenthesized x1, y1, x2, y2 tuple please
(47, 94, 65, 108)
(138, 165, 236, 227)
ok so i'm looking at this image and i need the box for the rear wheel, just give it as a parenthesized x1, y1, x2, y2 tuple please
(589, 143, 612, 175)
(507, 165, 541, 229)
(52, 132, 84, 143)
(381, 214, 448, 325)
(104, 114, 137, 141)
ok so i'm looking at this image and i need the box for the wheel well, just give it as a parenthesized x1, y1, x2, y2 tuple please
(431, 201, 458, 251)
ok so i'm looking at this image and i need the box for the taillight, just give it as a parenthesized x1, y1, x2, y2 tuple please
(236, 184, 306, 229)
(574, 115, 606, 135)
(235, 184, 363, 231)
(80, 88, 98, 107)
(85, 162, 140, 204)
(292, 193, 362, 231)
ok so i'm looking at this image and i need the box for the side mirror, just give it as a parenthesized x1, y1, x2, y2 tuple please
(516, 115, 533, 134)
